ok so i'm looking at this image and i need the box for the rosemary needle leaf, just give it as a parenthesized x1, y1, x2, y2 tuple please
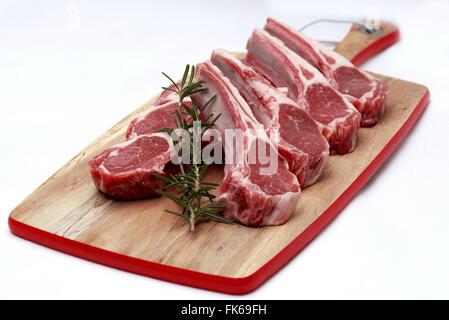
(155, 190, 187, 207)
(161, 72, 179, 91)
(203, 212, 234, 224)
(188, 65, 195, 86)
(151, 173, 171, 182)
(159, 127, 174, 134)
(189, 88, 209, 95)
(165, 209, 188, 220)
(198, 186, 216, 192)
(211, 113, 222, 125)
(198, 165, 208, 179)
(201, 95, 217, 112)
(181, 64, 190, 88)
(200, 182, 220, 186)
(161, 87, 178, 93)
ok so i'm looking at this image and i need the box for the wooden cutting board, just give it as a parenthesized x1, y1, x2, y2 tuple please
(9, 21, 429, 294)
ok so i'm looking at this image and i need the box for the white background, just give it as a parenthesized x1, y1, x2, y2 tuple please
(1, 0, 448, 299)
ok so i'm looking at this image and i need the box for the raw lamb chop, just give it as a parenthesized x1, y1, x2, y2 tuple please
(126, 100, 189, 140)
(192, 60, 301, 226)
(264, 17, 389, 126)
(246, 28, 361, 155)
(210, 48, 329, 188)
(88, 133, 174, 199)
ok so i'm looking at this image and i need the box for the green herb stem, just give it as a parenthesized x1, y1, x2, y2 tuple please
(153, 65, 233, 231)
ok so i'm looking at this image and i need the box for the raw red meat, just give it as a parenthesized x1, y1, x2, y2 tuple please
(246, 28, 361, 155)
(126, 101, 189, 140)
(210, 49, 329, 188)
(264, 17, 389, 126)
(88, 133, 174, 199)
(193, 60, 301, 226)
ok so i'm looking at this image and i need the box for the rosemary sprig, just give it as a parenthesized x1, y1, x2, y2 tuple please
(153, 64, 233, 231)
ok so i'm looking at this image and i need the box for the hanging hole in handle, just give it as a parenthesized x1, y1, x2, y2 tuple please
(358, 26, 383, 35)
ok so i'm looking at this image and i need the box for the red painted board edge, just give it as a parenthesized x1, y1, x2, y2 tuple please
(351, 28, 400, 67)
(8, 89, 430, 295)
